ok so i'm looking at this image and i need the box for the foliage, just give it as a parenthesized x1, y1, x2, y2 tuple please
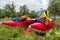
(20, 5, 29, 16)
(0, 4, 38, 18)
(29, 11, 38, 18)
(4, 2, 15, 17)
(0, 17, 60, 40)
(0, 9, 5, 18)
(48, 0, 60, 16)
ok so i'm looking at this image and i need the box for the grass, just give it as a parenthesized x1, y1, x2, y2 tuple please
(0, 17, 60, 40)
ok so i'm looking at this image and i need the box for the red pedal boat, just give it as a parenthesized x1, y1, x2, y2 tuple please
(25, 21, 55, 33)
(1, 19, 35, 27)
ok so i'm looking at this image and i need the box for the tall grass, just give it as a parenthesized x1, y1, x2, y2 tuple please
(0, 17, 60, 40)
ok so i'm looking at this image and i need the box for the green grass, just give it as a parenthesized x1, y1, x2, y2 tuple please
(0, 17, 60, 40)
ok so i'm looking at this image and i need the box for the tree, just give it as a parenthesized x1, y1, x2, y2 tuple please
(4, 2, 16, 17)
(29, 11, 38, 18)
(48, 0, 60, 16)
(20, 5, 29, 16)
(0, 9, 5, 18)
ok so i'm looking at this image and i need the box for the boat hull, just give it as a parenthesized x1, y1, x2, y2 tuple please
(2, 19, 35, 27)
(30, 21, 55, 31)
